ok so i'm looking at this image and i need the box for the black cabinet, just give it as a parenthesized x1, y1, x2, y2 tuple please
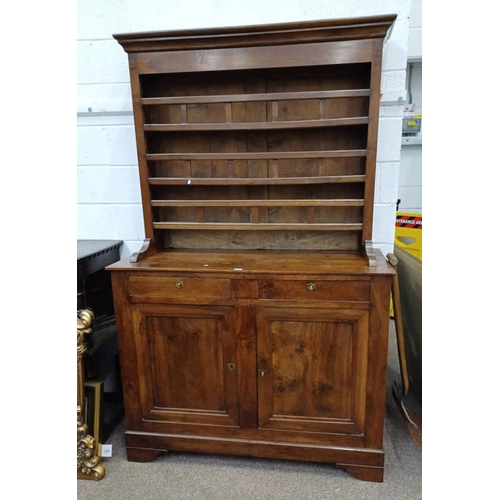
(78, 240, 124, 442)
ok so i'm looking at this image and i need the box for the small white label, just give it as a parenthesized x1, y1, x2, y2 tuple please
(234, 267, 243, 271)
(100, 444, 113, 457)
(187, 179, 192, 185)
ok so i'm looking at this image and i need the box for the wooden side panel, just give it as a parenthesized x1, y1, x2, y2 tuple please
(364, 276, 392, 447)
(362, 39, 384, 243)
(110, 272, 145, 430)
(128, 64, 158, 246)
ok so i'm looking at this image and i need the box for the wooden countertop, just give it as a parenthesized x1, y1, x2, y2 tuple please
(106, 249, 395, 276)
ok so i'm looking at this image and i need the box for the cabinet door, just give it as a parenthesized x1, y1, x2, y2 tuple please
(256, 306, 370, 435)
(130, 303, 240, 428)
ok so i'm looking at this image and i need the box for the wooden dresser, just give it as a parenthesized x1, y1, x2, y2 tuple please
(108, 15, 397, 482)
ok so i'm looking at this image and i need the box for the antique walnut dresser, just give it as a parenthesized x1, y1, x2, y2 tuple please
(107, 14, 397, 482)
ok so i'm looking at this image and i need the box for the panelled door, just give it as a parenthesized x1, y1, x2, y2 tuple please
(256, 306, 370, 435)
(130, 303, 240, 428)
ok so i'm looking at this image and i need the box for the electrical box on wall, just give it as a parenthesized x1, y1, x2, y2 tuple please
(402, 115, 422, 134)
(402, 60, 422, 143)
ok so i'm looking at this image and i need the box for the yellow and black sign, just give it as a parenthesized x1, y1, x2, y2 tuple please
(396, 214, 422, 229)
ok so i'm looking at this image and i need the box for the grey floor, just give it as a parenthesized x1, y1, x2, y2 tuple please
(77, 320, 422, 499)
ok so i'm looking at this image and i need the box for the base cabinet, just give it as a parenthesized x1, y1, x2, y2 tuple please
(110, 267, 392, 482)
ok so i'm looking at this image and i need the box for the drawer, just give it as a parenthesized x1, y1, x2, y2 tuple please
(258, 279, 370, 302)
(128, 276, 231, 301)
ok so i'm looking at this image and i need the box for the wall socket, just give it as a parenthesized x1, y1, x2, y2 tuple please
(99, 444, 113, 457)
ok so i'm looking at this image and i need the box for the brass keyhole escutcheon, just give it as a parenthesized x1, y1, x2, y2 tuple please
(175, 280, 184, 289)
(306, 282, 316, 292)
(228, 363, 236, 371)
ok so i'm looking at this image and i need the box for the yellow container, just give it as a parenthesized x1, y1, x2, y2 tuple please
(390, 212, 422, 316)
(394, 212, 422, 261)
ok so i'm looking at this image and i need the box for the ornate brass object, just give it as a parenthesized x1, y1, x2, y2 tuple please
(77, 309, 105, 480)
(175, 280, 184, 289)
(306, 282, 316, 292)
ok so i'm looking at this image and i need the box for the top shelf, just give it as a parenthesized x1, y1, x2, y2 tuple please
(141, 89, 371, 106)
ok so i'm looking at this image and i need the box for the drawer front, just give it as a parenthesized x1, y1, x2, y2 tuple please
(258, 279, 370, 302)
(128, 276, 231, 301)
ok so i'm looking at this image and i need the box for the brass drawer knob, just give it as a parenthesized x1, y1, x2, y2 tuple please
(259, 369, 267, 377)
(306, 282, 316, 292)
(175, 280, 184, 289)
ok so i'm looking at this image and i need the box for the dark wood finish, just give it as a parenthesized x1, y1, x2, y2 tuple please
(77, 240, 122, 312)
(124, 430, 385, 467)
(113, 15, 396, 52)
(120, 20, 386, 253)
(126, 447, 164, 462)
(338, 464, 384, 483)
(256, 307, 370, 434)
(109, 15, 396, 482)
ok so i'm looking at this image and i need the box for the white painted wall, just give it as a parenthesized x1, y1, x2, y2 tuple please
(399, 0, 422, 214)
(77, 0, 412, 259)
(408, 0, 422, 62)
(399, 61, 422, 213)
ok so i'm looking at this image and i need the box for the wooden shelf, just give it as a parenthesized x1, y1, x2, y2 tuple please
(144, 117, 368, 132)
(148, 175, 366, 186)
(141, 89, 371, 106)
(151, 199, 364, 207)
(152, 222, 363, 231)
(146, 150, 368, 161)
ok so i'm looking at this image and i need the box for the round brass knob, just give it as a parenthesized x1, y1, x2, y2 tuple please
(306, 282, 316, 292)
(175, 280, 184, 289)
